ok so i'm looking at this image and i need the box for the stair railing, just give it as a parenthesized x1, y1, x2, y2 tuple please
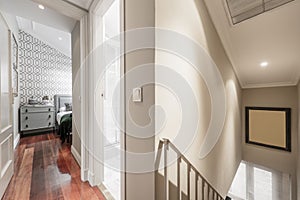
(155, 138, 224, 200)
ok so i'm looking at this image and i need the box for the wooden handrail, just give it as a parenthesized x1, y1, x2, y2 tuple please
(155, 138, 224, 200)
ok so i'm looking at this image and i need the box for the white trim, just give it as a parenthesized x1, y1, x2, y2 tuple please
(88, 1, 125, 198)
(1, 125, 12, 134)
(13, 133, 20, 149)
(80, 14, 90, 182)
(83, 168, 89, 181)
(71, 145, 81, 167)
(89, 0, 104, 187)
(87, 9, 96, 186)
(0, 134, 12, 146)
(88, 171, 96, 186)
(98, 184, 115, 200)
(242, 80, 299, 89)
(0, 159, 13, 198)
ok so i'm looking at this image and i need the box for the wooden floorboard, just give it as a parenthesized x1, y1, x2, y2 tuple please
(30, 142, 46, 200)
(2, 133, 106, 200)
(12, 148, 34, 200)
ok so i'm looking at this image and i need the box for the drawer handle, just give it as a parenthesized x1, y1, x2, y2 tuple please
(48, 108, 51, 112)
(25, 125, 28, 128)
(48, 115, 51, 118)
(25, 109, 28, 113)
(48, 122, 51, 126)
(25, 116, 28, 120)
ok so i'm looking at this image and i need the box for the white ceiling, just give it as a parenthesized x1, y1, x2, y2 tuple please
(204, 0, 300, 88)
(0, 0, 76, 56)
(65, 0, 93, 10)
(0, 0, 76, 32)
(17, 16, 71, 57)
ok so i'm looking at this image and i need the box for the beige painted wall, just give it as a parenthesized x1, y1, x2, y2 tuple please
(155, 0, 242, 197)
(124, 0, 155, 199)
(242, 86, 298, 199)
(72, 21, 81, 156)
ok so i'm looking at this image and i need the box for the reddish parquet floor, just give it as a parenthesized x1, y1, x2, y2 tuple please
(2, 133, 106, 200)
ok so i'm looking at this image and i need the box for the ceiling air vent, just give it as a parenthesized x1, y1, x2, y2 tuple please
(226, 0, 295, 24)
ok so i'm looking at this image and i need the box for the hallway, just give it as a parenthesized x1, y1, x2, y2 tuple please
(2, 133, 105, 200)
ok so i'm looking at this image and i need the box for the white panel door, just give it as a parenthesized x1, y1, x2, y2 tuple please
(0, 15, 14, 198)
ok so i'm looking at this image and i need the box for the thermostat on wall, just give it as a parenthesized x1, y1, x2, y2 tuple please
(133, 87, 143, 103)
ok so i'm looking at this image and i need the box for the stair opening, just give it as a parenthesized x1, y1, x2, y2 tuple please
(228, 161, 291, 200)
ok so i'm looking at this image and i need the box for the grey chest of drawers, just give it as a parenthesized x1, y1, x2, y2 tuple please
(20, 105, 55, 134)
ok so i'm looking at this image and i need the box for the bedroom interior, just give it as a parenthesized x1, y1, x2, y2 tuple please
(17, 18, 73, 141)
(0, 0, 75, 144)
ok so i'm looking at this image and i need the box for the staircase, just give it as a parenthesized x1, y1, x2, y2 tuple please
(155, 139, 224, 200)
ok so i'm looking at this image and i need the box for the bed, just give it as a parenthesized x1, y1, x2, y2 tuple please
(54, 95, 72, 143)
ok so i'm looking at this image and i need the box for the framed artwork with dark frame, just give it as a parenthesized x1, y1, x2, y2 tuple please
(245, 107, 291, 152)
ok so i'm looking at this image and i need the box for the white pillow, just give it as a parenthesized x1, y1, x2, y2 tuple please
(59, 107, 66, 112)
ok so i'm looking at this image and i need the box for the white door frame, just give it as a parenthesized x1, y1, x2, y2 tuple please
(84, 0, 125, 199)
(79, 14, 90, 182)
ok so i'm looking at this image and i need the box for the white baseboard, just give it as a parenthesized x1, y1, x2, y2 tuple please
(71, 145, 81, 167)
(14, 134, 20, 149)
(98, 184, 115, 200)
(82, 168, 89, 182)
(88, 171, 96, 186)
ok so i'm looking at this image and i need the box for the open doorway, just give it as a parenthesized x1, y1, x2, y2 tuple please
(94, 0, 122, 199)
(0, 0, 104, 199)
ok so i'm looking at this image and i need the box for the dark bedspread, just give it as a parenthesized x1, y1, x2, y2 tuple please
(59, 113, 72, 143)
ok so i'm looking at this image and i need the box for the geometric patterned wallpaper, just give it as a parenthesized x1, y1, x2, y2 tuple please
(19, 30, 72, 105)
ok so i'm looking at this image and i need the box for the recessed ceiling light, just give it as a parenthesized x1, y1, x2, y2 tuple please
(38, 4, 45, 10)
(260, 62, 268, 68)
(58, 37, 63, 41)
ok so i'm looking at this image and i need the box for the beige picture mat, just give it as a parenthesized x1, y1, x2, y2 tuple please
(249, 110, 286, 148)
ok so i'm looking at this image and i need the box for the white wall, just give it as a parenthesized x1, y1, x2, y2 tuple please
(155, 0, 242, 197)
(242, 86, 298, 199)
